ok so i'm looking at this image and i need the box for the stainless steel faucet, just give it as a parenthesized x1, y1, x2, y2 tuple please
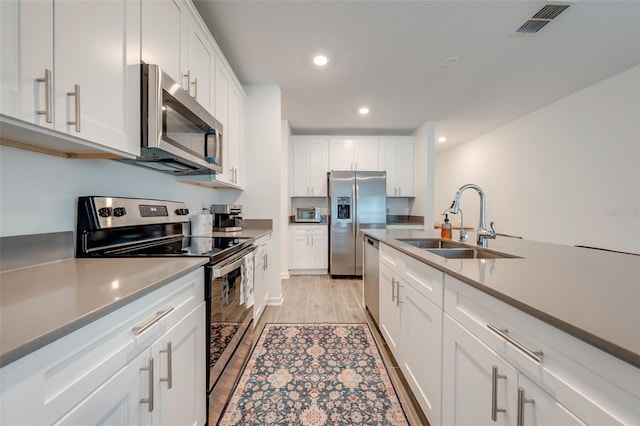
(449, 184, 496, 248)
(457, 208, 468, 243)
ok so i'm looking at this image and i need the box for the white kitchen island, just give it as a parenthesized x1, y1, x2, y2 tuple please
(364, 228, 640, 426)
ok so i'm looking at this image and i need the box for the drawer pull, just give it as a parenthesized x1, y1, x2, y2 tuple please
(35, 69, 53, 123)
(487, 324, 544, 363)
(132, 307, 174, 336)
(491, 365, 507, 421)
(160, 341, 173, 389)
(517, 387, 535, 426)
(140, 357, 154, 411)
(391, 278, 397, 302)
(66, 84, 80, 132)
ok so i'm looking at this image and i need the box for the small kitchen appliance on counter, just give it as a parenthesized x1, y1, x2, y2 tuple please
(294, 207, 322, 223)
(212, 204, 243, 232)
(75, 196, 255, 420)
(190, 210, 213, 236)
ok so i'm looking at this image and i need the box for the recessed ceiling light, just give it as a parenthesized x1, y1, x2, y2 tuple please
(442, 56, 460, 67)
(313, 55, 328, 66)
(358, 107, 370, 115)
(438, 137, 447, 143)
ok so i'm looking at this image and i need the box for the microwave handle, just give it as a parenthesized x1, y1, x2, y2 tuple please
(204, 128, 219, 164)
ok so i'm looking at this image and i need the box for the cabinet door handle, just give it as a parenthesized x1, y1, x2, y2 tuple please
(398, 187, 402, 196)
(36, 69, 52, 123)
(487, 324, 544, 363)
(132, 308, 174, 335)
(160, 342, 173, 389)
(140, 357, 154, 412)
(491, 365, 507, 421)
(391, 278, 397, 302)
(517, 387, 535, 426)
(183, 70, 191, 91)
(191, 78, 198, 99)
(396, 284, 403, 306)
(264, 252, 268, 270)
(66, 84, 80, 132)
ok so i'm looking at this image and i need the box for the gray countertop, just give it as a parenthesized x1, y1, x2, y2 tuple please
(0, 257, 208, 368)
(212, 228, 272, 239)
(363, 229, 640, 368)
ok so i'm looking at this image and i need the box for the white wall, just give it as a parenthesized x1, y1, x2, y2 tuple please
(435, 65, 640, 253)
(0, 145, 217, 236)
(280, 120, 290, 280)
(212, 85, 283, 304)
(412, 121, 436, 228)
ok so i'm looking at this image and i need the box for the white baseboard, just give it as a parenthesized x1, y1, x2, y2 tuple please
(289, 269, 327, 275)
(280, 271, 290, 280)
(267, 294, 284, 306)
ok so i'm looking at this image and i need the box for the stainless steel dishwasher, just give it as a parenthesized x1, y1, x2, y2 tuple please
(363, 234, 380, 324)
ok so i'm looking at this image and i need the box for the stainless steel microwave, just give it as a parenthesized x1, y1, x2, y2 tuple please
(295, 207, 321, 223)
(122, 63, 223, 175)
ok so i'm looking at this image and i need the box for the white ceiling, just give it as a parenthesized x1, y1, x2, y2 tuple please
(193, 0, 640, 151)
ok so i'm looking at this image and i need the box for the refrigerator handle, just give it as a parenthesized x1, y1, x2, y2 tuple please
(354, 183, 359, 237)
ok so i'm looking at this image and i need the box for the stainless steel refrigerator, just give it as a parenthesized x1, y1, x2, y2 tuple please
(328, 171, 386, 276)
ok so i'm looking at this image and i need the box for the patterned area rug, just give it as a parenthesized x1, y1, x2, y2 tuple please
(218, 323, 408, 425)
(211, 322, 241, 367)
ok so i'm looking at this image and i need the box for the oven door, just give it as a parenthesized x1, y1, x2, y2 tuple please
(206, 245, 256, 394)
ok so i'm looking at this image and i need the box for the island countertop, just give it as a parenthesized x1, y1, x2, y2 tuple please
(363, 229, 640, 368)
(0, 257, 208, 368)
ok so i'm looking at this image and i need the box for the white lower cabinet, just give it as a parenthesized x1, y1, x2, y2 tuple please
(55, 302, 205, 426)
(374, 242, 638, 426)
(53, 348, 150, 425)
(516, 374, 587, 426)
(253, 234, 271, 322)
(401, 282, 442, 424)
(379, 263, 402, 353)
(442, 315, 517, 426)
(378, 243, 442, 425)
(0, 268, 206, 426)
(442, 275, 634, 426)
(289, 225, 328, 273)
(151, 302, 205, 426)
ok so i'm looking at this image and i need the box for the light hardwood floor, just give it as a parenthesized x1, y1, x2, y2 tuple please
(209, 275, 430, 425)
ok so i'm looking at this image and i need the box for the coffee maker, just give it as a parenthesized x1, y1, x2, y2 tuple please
(211, 204, 243, 232)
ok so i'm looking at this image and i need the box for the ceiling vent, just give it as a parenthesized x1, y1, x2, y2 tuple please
(515, 4, 570, 34)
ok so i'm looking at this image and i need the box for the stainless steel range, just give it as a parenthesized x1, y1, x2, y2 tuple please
(75, 196, 255, 421)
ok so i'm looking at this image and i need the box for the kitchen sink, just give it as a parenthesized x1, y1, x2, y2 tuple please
(396, 238, 520, 259)
(425, 248, 518, 259)
(396, 238, 461, 249)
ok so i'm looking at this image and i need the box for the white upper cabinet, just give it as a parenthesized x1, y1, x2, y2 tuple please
(329, 138, 379, 171)
(185, 12, 213, 111)
(1, 0, 54, 128)
(212, 57, 244, 188)
(54, 0, 140, 156)
(141, 0, 185, 85)
(164, 1, 246, 189)
(291, 137, 329, 196)
(378, 138, 415, 197)
(1, 0, 140, 157)
(142, 0, 213, 113)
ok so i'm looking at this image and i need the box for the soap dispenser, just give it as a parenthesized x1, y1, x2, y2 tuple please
(441, 213, 452, 240)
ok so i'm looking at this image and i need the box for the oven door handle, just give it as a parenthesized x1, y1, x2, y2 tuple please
(212, 246, 256, 277)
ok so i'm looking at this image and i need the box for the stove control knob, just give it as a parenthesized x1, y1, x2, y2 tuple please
(113, 207, 127, 217)
(175, 208, 190, 216)
(98, 207, 112, 218)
